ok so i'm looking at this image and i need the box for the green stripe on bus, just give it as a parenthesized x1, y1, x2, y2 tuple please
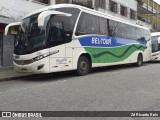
(85, 44, 147, 63)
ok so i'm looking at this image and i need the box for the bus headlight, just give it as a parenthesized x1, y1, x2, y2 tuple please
(14, 59, 34, 65)
(14, 53, 49, 65)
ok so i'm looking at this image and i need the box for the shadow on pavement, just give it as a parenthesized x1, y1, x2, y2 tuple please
(147, 61, 160, 64)
(21, 71, 77, 82)
(20, 63, 147, 82)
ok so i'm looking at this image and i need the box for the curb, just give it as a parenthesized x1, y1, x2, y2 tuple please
(0, 73, 53, 82)
(0, 75, 36, 82)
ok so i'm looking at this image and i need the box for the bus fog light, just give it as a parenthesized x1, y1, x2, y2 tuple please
(37, 64, 44, 70)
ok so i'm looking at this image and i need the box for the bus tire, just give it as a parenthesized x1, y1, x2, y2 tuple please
(136, 54, 143, 67)
(77, 56, 90, 76)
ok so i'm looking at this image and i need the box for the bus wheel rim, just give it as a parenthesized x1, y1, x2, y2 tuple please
(80, 61, 88, 72)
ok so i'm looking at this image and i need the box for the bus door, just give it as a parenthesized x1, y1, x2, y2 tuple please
(37, 10, 73, 72)
(48, 20, 67, 72)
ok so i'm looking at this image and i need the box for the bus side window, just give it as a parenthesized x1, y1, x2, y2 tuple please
(108, 26, 113, 36)
(143, 30, 150, 41)
(114, 23, 126, 38)
(136, 28, 145, 40)
(108, 20, 116, 36)
(55, 8, 80, 42)
(49, 21, 65, 47)
(76, 12, 99, 36)
(48, 14, 75, 47)
(75, 12, 85, 35)
(109, 20, 123, 37)
(126, 26, 136, 40)
(99, 17, 108, 35)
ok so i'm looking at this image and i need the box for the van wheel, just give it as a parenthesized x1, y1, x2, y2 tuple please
(136, 54, 143, 67)
(77, 56, 90, 76)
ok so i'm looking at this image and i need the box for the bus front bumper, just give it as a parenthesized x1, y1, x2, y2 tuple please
(13, 60, 49, 74)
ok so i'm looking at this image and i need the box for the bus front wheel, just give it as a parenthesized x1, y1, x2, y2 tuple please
(77, 56, 90, 76)
(136, 54, 143, 67)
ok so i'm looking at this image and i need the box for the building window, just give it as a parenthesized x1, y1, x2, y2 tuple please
(73, 0, 92, 9)
(120, 5, 127, 17)
(95, 0, 106, 9)
(33, 0, 49, 4)
(130, 9, 136, 19)
(95, 0, 100, 8)
(56, 0, 69, 4)
(109, 0, 118, 13)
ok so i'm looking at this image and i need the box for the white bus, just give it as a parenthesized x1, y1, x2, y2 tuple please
(5, 4, 151, 75)
(151, 32, 160, 61)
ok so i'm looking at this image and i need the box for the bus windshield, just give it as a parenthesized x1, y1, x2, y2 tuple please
(14, 7, 80, 55)
(14, 14, 49, 55)
(151, 36, 159, 53)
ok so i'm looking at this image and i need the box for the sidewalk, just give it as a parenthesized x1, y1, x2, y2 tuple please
(0, 68, 32, 81)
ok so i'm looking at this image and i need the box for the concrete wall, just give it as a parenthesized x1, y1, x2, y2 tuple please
(2, 35, 14, 67)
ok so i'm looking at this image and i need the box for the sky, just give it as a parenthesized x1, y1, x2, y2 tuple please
(153, 0, 160, 4)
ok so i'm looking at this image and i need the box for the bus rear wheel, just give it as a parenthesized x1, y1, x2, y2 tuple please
(77, 56, 90, 76)
(136, 54, 143, 67)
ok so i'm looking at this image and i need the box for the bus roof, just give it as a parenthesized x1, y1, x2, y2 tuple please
(24, 4, 83, 19)
(151, 32, 160, 37)
(24, 4, 149, 31)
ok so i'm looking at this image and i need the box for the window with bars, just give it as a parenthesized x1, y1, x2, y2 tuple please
(95, 0, 106, 9)
(130, 9, 136, 19)
(72, 0, 92, 9)
(56, 0, 69, 4)
(120, 5, 127, 17)
(109, 0, 118, 13)
(33, 0, 49, 4)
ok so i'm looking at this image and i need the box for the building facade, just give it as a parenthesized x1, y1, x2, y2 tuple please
(137, 0, 160, 31)
(94, 0, 137, 23)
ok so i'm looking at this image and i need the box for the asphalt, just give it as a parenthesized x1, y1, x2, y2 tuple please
(0, 68, 32, 81)
(1, 63, 160, 120)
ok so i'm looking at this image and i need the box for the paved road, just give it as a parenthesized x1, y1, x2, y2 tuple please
(0, 62, 160, 120)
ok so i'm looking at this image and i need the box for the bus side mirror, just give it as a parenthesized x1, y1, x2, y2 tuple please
(5, 22, 21, 35)
(5, 26, 19, 35)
